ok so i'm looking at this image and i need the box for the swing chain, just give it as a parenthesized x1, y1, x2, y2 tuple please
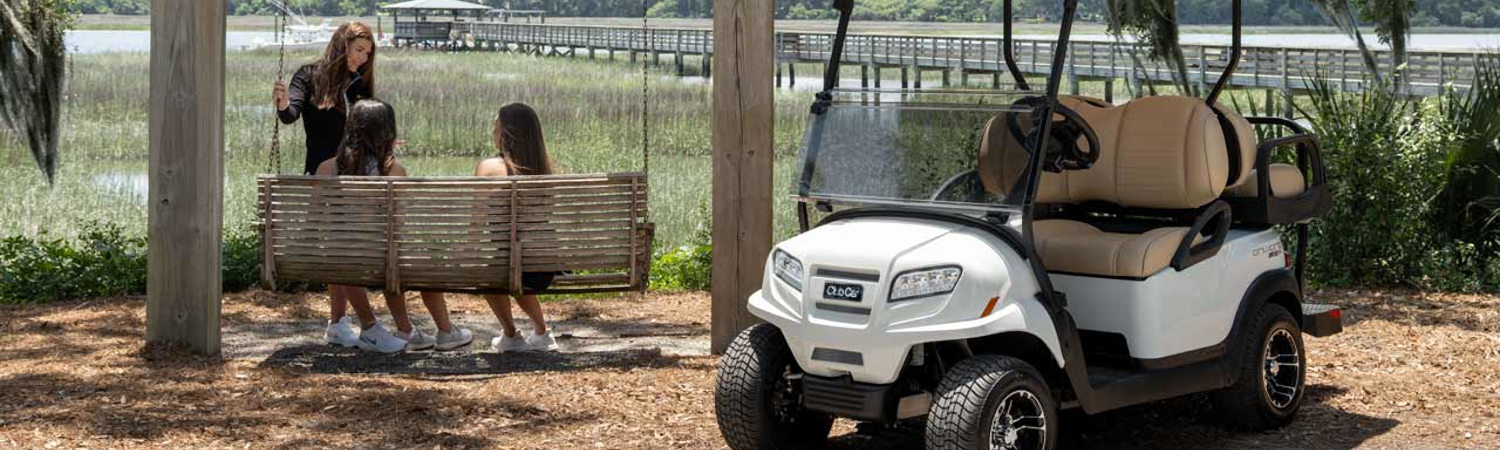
(640, 0, 650, 179)
(267, 11, 288, 174)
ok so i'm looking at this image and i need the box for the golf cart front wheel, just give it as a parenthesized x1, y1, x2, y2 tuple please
(927, 355, 1059, 450)
(1211, 303, 1306, 430)
(715, 324, 833, 450)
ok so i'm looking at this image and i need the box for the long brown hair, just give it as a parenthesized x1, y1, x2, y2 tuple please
(337, 99, 397, 176)
(314, 21, 376, 111)
(495, 103, 557, 175)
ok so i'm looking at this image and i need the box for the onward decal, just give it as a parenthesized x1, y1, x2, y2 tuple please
(1252, 241, 1284, 260)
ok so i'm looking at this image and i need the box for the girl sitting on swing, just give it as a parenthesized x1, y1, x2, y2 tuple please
(475, 103, 559, 353)
(315, 99, 475, 353)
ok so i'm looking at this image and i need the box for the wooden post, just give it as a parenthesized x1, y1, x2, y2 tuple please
(147, 0, 225, 355)
(711, 0, 773, 354)
(874, 65, 882, 88)
(959, 40, 968, 87)
(861, 64, 870, 88)
(1198, 46, 1208, 97)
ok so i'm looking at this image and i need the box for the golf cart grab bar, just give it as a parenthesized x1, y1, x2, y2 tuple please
(1247, 117, 1328, 194)
(1172, 200, 1232, 271)
(1223, 116, 1331, 225)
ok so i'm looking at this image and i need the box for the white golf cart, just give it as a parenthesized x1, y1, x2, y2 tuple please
(713, 0, 1343, 449)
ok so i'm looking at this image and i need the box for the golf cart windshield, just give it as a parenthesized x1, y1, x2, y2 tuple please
(793, 89, 1046, 215)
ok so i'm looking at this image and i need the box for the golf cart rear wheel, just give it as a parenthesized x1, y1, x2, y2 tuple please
(1211, 303, 1306, 430)
(715, 324, 833, 450)
(926, 355, 1058, 450)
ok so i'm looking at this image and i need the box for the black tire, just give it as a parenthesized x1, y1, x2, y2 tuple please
(926, 355, 1058, 450)
(1211, 302, 1306, 430)
(715, 324, 834, 450)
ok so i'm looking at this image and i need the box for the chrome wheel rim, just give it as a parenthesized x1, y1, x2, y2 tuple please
(988, 390, 1047, 450)
(1262, 328, 1302, 409)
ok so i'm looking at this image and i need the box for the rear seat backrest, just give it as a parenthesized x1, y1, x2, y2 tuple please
(1212, 104, 1258, 191)
(978, 96, 1231, 210)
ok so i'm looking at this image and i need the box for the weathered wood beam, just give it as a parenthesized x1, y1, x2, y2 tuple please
(711, 0, 773, 354)
(146, 0, 225, 355)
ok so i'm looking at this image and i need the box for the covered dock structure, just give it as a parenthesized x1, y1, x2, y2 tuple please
(381, 0, 497, 47)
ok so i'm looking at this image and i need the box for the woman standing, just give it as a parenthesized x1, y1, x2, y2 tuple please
(271, 22, 378, 348)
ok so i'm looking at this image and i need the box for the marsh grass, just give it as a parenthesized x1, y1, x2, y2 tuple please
(0, 50, 1313, 247)
(0, 49, 820, 249)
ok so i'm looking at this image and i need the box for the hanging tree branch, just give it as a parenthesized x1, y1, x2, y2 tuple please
(1106, 0, 1195, 97)
(1306, 0, 1385, 86)
(0, 0, 70, 184)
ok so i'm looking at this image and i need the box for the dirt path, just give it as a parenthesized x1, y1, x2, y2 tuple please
(0, 289, 1496, 449)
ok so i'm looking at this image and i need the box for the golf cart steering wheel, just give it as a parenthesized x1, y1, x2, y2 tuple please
(1005, 97, 1101, 173)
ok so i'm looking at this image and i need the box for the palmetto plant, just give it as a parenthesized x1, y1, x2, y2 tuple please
(0, 0, 69, 184)
(1436, 53, 1500, 248)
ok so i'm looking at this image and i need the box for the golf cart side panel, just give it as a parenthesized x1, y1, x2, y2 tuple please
(747, 216, 1063, 385)
(1057, 228, 1286, 362)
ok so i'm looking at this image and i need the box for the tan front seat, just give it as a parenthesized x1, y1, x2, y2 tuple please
(981, 96, 1232, 278)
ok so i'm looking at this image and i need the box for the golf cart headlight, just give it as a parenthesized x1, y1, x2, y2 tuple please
(890, 266, 962, 301)
(772, 249, 805, 291)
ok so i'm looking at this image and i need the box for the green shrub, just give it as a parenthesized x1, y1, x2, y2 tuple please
(649, 203, 712, 291)
(221, 228, 262, 293)
(1299, 73, 1499, 291)
(0, 222, 145, 304)
(1299, 76, 1445, 287)
(0, 222, 267, 304)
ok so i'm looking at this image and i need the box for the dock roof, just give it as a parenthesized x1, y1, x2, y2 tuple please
(380, 0, 494, 12)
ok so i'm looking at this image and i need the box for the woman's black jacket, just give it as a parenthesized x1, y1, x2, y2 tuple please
(277, 63, 372, 174)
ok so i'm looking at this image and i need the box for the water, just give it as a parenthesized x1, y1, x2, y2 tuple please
(66, 30, 276, 54)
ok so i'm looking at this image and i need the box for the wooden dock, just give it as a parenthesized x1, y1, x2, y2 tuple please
(396, 21, 1488, 98)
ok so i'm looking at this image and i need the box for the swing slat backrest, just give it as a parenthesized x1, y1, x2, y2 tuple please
(257, 173, 653, 295)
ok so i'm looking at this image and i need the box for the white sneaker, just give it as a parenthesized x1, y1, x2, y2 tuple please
(435, 327, 474, 351)
(356, 323, 407, 354)
(491, 332, 528, 353)
(325, 316, 360, 347)
(397, 329, 436, 351)
(524, 330, 559, 352)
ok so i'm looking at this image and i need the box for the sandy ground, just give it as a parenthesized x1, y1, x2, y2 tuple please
(1, 288, 1497, 449)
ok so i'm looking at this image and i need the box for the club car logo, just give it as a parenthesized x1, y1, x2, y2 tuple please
(1251, 242, 1283, 259)
(823, 283, 863, 301)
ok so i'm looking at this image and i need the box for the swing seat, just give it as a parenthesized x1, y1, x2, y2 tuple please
(256, 173, 654, 295)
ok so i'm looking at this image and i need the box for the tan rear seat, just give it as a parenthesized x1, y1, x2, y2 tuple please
(982, 96, 1233, 278)
(1226, 163, 1307, 198)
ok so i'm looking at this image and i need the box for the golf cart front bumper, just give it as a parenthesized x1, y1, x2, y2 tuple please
(798, 373, 931, 423)
(1302, 303, 1343, 337)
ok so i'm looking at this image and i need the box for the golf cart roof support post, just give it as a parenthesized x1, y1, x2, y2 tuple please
(1019, 0, 1080, 314)
(1002, 0, 1031, 90)
(821, 0, 855, 94)
(1205, 0, 1242, 105)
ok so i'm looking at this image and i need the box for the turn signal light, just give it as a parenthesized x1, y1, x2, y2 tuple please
(980, 297, 1000, 318)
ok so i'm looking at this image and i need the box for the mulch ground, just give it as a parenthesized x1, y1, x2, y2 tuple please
(1, 288, 1497, 449)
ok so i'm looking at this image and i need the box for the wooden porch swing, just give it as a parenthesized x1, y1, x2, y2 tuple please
(256, 9, 656, 298)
